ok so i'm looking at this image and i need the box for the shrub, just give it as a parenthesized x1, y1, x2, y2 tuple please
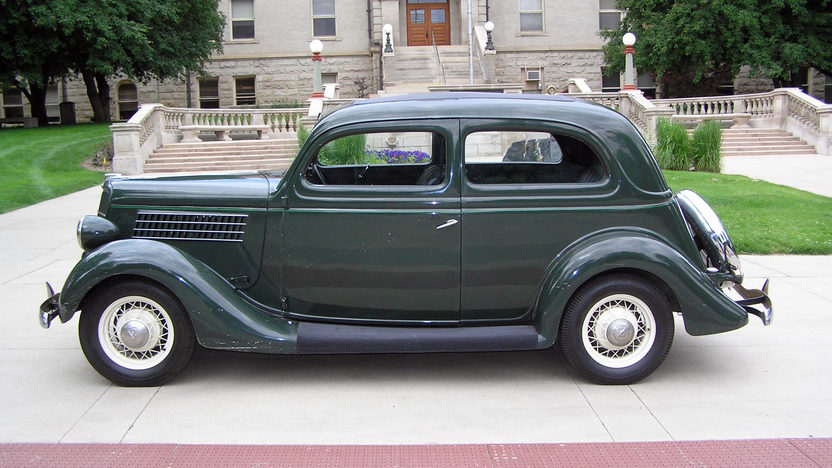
(691, 120, 722, 173)
(318, 133, 371, 165)
(297, 123, 310, 148)
(654, 118, 691, 171)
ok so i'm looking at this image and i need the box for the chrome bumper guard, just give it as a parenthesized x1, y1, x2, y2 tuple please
(734, 279, 772, 326)
(39, 282, 60, 329)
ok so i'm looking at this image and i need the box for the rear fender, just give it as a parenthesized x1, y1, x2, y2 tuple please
(534, 229, 749, 346)
(58, 239, 298, 353)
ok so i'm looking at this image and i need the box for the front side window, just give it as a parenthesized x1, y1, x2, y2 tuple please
(519, 0, 544, 32)
(464, 130, 604, 184)
(312, 0, 336, 37)
(235, 77, 255, 106)
(305, 131, 445, 186)
(199, 78, 220, 108)
(231, 0, 255, 39)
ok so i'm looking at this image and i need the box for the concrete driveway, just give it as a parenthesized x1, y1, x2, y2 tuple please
(2, 186, 831, 445)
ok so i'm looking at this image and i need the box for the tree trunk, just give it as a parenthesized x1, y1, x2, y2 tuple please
(82, 69, 111, 123)
(16, 81, 50, 127)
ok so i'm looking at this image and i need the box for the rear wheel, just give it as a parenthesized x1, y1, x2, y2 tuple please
(559, 274, 674, 384)
(79, 281, 195, 387)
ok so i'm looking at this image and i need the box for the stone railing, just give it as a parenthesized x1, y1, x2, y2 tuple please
(111, 104, 307, 174)
(561, 86, 831, 154)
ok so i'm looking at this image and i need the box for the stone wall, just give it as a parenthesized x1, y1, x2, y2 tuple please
(495, 50, 604, 94)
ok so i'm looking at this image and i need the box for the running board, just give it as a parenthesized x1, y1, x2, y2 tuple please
(297, 322, 540, 354)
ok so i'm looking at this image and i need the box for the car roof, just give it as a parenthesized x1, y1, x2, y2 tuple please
(310, 92, 669, 195)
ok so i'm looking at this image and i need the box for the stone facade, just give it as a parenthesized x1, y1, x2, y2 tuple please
(7, 0, 831, 124)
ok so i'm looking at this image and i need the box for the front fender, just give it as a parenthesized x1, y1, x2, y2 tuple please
(58, 239, 298, 353)
(534, 229, 749, 346)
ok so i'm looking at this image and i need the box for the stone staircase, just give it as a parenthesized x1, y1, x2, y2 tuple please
(381, 45, 484, 96)
(721, 128, 817, 157)
(143, 137, 298, 174)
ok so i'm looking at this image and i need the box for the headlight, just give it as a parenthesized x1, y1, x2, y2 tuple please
(77, 215, 120, 251)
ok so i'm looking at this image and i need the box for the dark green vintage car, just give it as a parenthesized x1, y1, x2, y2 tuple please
(40, 93, 771, 386)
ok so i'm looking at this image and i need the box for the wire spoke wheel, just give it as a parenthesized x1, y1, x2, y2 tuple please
(559, 274, 674, 385)
(79, 281, 195, 387)
(581, 294, 656, 368)
(98, 296, 174, 370)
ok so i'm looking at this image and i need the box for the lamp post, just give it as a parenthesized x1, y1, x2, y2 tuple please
(310, 39, 324, 98)
(484, 21, 495, 51)
(622, 32, 636, 91)
(382, 24, 394, 54)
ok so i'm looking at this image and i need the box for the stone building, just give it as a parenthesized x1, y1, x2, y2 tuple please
(2, 0, 831, 124)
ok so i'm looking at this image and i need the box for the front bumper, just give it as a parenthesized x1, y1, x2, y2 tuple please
(39, 283, 60, 329)
(734, 279, 773, 326)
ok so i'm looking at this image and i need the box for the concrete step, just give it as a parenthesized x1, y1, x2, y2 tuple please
(722, 148, 818, 156)
(147, 154, 296, 164)
(144, 162, 293, 173)
(153, 146, 297, 156)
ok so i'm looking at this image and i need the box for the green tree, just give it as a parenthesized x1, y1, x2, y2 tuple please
(1, 0, 224, 125)
(601, 0, 832, 97)
(0, 2, 67, 126)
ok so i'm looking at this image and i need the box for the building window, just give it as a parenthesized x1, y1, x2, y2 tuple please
(46, 84, 59, 119)
(117, 82, 138, 120)
(199, 78, 220, 108)
(601, 68, 620, 92)
(599, 0, 621, 30)
(231, 0, 255, 39)
(637, 73, 656, 99)
(312, 0, 336, 37)
(519, 0, 544, 33)
(2, 88, 24, 118)
(235, 77, 256, 106)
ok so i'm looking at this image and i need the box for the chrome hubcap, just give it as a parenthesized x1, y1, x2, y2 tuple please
(606, 318, 636, 347)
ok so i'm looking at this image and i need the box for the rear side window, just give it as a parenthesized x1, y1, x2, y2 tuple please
(464, 130, 605, 184)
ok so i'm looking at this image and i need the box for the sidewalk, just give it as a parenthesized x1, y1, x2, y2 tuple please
(723, 154, 832, 198)
(1, 177, 830, 464)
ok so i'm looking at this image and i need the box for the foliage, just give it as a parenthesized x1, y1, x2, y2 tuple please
(297, 124, 310, 148)
(691, 121, 722, 173)
(0, 124, 109, 213)
(318, 134, 373, 166)
(367, 149, 431, 164)
(91, 141, 114, 168)
(665, 171, 832, 254)
(270, 99, 305, 109)
(654, 118, 691, 170)
(0, 0, 225, 124)
(601, 0, 832, 96)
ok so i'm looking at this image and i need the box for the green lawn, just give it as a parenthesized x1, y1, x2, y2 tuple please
(0, 124, 110, 213)
(664, 170, 832, 255)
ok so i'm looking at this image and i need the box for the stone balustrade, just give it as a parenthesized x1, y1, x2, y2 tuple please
(111, 105, 306, 174)
(110, 87, 832, 175)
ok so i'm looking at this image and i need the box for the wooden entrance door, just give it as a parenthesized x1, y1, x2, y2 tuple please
(406, 1, 450, 46)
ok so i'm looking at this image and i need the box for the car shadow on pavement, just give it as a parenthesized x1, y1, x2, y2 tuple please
(176, 345, 574, 386)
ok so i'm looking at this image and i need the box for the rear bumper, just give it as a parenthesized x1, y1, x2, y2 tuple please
(734, 279, 772, 326)
(39, 283, 60, 329)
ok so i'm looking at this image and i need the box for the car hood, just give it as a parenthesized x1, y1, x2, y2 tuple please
(104, 172, 272, 209)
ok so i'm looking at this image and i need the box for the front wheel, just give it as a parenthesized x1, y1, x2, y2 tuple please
(79, 281, 195, 386)
(558, 274, 674, 385)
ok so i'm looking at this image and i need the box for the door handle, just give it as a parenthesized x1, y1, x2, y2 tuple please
(435, 219, 458, 230)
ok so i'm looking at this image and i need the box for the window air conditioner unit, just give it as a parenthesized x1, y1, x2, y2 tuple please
(525, 70, 541, 81)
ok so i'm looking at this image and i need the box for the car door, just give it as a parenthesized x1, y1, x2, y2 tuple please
(459, 119, 613, 324)
(281, 120, 461, 324)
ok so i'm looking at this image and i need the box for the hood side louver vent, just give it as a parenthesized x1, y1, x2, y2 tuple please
(133, 211, 247, 242)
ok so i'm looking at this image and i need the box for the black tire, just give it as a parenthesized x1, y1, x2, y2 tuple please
(79, 281, 195, 387)
(558, 273, 674, 385)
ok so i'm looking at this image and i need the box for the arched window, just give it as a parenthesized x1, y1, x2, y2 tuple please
(117, 82, 138, 120)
